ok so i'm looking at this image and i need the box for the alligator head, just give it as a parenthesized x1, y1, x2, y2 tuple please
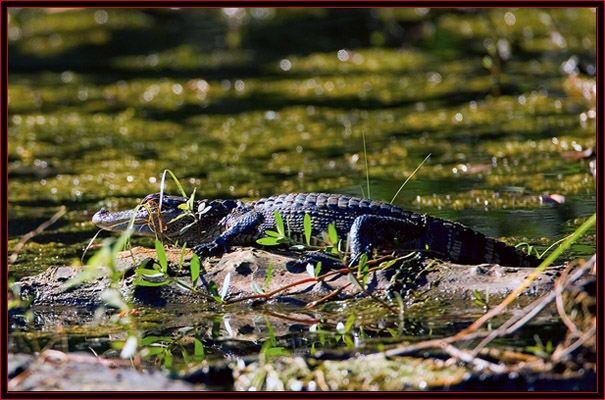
(92, 193, 238, 245)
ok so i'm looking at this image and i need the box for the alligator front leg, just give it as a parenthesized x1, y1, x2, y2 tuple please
(193, 211, 262, 257)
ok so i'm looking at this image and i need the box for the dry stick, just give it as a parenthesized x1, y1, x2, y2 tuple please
(550, 321, 596, 363)
(470, 256, 594, 357)
(9, 206, 67, 264)
(442, 343, 507, 374)
(380, 333, 482, 358)
(263, 311, 320, 325)
(306, 282, 352, 309)
(554, 262, 580, 334)
(452, 213, 595, 341)
(382, 255, 595, 359)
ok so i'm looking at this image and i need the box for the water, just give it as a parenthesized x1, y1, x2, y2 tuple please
(7, 8, 596, 385)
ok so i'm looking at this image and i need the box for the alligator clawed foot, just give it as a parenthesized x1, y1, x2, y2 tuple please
(289, 250, 346, 273)
(193, 242, 225, 258)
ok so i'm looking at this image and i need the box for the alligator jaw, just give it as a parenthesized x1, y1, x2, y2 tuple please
(92, 208, 157, 236)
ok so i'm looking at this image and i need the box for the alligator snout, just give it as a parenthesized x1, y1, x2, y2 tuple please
(91, 209, 107, 226)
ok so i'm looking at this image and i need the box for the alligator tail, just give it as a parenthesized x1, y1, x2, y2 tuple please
(423, 216, 541, 268)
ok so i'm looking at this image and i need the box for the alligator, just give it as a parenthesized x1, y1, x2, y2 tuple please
(92, 192, 541, 268)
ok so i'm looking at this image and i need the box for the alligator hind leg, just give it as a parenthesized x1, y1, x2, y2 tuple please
(348, 214, 424, 260)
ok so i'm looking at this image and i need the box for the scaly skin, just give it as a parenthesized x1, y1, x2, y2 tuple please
(92, 192, 541, 268)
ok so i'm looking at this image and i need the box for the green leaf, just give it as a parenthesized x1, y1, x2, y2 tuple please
(263, 346, 289, 357)
(190, 253, 201, 286)
(328, 223, 338, 245)
(169, 211, 191, 224)
(315, 261, 322, 278)
(141, 347, 165, 358)
(343, 334, 355, 347)
(274, 210, 285, 237)
(136, 257, 152, 269)
(256, 237, 281, 246)
(348, 273, 363, 291)
(264, 230, 282, 238)
(251, 282, 265, 294)
(194, 337, 204, 361)
(135, 268, 164, 276)
(187, 188, 197, 210)
(211, 315, 223, 337)
(178, 242, 187, 268)
(304, 213, 312, 246)
(208, 281, 222, 302)
(140, 336, 172, 346)
(163, 349, 173, 368)
(134, 279, 171, 287)
(265, 317, 277, 346)
(154, 239, 168, 273)
(344, 313, 356, 333)
(61, 262, 108, 291)
(179, 221, 198, 235)
(358, 253, 368, 270)
(101, 288, 129, 312)
(473, 289, 487, 306)
(265, 263, 273, 290)
(208, 280, 219, 296)
(181, 348, 190, 364)
(381, 258, 399, 269)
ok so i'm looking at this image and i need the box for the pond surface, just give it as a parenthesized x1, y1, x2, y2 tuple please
(7, 8, 596, 389)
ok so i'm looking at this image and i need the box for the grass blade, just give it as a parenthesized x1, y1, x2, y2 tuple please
(362, 129, 371, 199)
(390, 153, 431, 204)
(274, 210, 285, 236)
(190, 253, 200, 286)
(265, 263, 273, 290)
(154, 239, 168, 273)
(304, 213, 312, 246)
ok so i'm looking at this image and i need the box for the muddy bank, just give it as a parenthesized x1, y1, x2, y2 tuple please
(15, 246, 561, 308)
(7, 351, 202, 391)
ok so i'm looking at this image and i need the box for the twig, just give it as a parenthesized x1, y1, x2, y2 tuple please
(9, 206, 67, 264)
(382, 255, 595, 359)
(263, 311, 319, 325)
(305, 283, 352, 309)
(471, 256, 594, 356)
(554, 262, 580, 334)
(381, 331, 486, 358)
(550, 321, 596, 363)
(452, 214, 595, 340)
(442, 343, 507, 374)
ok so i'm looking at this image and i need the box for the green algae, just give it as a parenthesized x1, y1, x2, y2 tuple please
(234, 355, 469, 391)
(7, 8, 596, 378)
(8, 7, 596, 268)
